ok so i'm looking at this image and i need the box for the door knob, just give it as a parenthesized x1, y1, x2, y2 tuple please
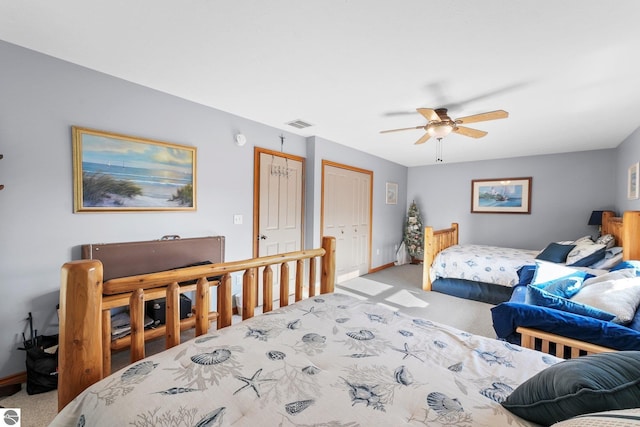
(258, 234, 268, 240)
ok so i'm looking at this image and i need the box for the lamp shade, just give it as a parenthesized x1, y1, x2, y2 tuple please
(588, 210, 604, 226)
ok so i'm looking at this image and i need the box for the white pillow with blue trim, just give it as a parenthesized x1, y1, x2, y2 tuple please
(571, 276, 640, 324)
(566, 242, 606, 267)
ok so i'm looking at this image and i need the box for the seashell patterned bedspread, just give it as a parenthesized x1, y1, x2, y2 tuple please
(50, 292, 558, 426)
(430, 244, 540, 287)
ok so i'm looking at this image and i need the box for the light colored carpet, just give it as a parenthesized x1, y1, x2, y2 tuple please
(0, 264, 498, 426)
(0, 387, 57, 427)
(335, 264, 497, 339)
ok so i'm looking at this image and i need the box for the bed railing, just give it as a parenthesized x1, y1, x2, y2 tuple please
(58, 236, 336, 411)
(517, 327, 615, 359)
(422, 223, 459, 291)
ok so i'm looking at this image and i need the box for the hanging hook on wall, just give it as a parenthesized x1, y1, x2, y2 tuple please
(271, 135, 290, 178)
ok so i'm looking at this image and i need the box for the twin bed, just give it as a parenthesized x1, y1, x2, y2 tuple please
(51, 221, 640, 426)
(422, 210, 627, 302)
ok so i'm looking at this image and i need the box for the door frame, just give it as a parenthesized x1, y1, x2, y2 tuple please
(253, 147, 306, 257)
(320, 159, 373, 275)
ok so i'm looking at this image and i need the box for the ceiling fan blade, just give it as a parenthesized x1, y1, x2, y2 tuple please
(380, 126, 424, 134)
(455, 110, 508, 124)
(417, 108, 440, 122)
(414, 132, 432, 145)
(454, 126, 488, 138)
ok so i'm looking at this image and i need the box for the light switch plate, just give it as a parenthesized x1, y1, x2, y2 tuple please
(233, 214, 243, 225)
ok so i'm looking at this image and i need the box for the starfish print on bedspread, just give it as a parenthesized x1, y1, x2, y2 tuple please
(233, 368, 277, 398)
(298, 305, 324, 317)
(392, 342, 425, 363)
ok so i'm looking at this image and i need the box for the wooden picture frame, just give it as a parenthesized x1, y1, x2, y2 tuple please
(471, 177, 532, 214)
(72, 127, 196, 212)
(386, 182, 398, 205)
(628, 162, 639, 200)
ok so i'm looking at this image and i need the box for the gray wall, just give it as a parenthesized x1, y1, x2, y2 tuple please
(616, 127, 640, 211)
(0, 41, 406, 377)
(408, 149, 618, 250)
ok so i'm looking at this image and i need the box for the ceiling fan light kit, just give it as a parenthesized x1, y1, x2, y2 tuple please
(426, 121, 454, 138)
(380, 107, 508, 145)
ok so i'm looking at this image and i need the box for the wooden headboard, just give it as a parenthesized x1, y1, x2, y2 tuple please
(601, 210, 640, 260)
(621, 211, 640, 260)
(82, 236, 225, 281)
(601, 211, 622, 248)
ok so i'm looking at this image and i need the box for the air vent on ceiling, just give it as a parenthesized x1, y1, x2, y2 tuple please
(286, 119, 313, 129)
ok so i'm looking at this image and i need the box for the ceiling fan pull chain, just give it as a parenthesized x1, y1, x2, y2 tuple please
(436, 138, 443, 163)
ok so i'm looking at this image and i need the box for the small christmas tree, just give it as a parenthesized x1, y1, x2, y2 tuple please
(404, 201, 424, 263)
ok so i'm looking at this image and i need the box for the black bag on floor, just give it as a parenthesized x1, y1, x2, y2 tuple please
(24, 334, 58, 395)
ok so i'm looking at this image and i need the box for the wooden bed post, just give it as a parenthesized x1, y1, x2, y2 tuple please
(422, 226, 435, 291)
(59, 260, 104, 411)
(321, 236, 336, 294)
(217, 274, 232, 329)
(242, 268, 257, 320)
(422, 223, 459, 292)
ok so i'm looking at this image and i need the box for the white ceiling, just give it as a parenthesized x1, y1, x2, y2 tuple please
(2, 1, 640, 166)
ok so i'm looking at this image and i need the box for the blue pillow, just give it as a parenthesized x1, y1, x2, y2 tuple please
(533, 276, 583, 299)
(516, 265, 536, 285)
(611, 260, 640, 276)
(502, 351, 640, 426)
(536, 243, 576, 263)
(509, 284, 528, 303)
(525, 285, 615, 321)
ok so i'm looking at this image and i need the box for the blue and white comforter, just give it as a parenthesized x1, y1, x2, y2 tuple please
(51, 293, 557, 426)
(430, 244, 540, 287)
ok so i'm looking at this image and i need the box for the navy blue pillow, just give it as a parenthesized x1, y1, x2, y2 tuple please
(536, 243, 576, 263)
(502, 351, 640, 426)
(516, 265, 536, 285)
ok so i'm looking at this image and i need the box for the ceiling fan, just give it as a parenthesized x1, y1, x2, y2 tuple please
(380, 108, 509, 145)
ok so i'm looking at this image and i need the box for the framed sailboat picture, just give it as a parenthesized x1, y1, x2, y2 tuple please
(471, 177, 531, 214)
(72, 127, 196, 212)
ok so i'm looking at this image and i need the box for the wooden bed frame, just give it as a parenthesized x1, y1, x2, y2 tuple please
(421, 210, 634, 292)
(421, 210, 640, 358)
(58, 236, 336, 411)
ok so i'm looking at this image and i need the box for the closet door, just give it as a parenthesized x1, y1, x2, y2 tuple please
(322, 162, 371, 282)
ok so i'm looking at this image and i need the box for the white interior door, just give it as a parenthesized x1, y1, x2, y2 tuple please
(256, 150, 304, 301)
(322, 162, 371, 283)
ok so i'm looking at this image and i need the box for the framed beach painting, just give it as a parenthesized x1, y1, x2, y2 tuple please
(471, 177, 531, 214)
(72, 127, 196, 212)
